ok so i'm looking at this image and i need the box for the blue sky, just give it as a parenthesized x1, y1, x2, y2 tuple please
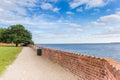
(0, 0, 120, 43)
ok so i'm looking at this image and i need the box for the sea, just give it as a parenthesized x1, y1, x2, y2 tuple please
(36, 43, 120, 62)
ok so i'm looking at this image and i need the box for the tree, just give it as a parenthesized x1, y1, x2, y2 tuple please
(0, 28, 11, 43)
(0, 24, 34, 46)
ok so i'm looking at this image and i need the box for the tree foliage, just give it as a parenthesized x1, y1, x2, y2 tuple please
(0, 24, 34, 46)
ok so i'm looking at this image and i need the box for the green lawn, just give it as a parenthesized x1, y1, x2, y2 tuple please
(0, 47, 22, 75)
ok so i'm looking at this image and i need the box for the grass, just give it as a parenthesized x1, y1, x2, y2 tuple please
(0, 47, 22, 75)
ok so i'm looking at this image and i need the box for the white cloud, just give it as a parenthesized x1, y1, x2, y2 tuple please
(91, 21, 106, 27)
(0, 8, 24, 23)
(116, 8, 120, 11)
(68, 23, 83, 32)
(39, 0, 59, 3)
(0, 8, 58, 28)
(76, 28, 83, 32)
(40, 3, 53, 10)
(14, 0, 37, 7)
(0, 0, 37, 16)
(40, 3, 60, 12)
(69, 23, 81, 27)
(52, 7, 60, 12)
(66, 11, 74, 15)
(78, 37, 120, 43)
(76, 7, 83, 12)
(98, 12, 120, 23)
(69, 0, 111, 9)
(90, 9, 100, 15)
(90, 11, 120, 27)
(69, 0, 88, 9)
(35, 35, 120, 44)
(86, 0, 105, 9)
(98, 27, 120, 35)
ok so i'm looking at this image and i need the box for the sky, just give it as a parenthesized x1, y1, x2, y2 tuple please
(0, 0, 120, 44)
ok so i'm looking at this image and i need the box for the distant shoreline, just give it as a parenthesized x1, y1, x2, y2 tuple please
(35, 42, 120, 45)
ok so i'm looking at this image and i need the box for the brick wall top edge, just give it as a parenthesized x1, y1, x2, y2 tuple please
(109, 63, 120, 73)
(106, 58, 120, 70)
(30, 45, 106, 61)
(36, 45, 106, 60)
(32, 46, 119, 65)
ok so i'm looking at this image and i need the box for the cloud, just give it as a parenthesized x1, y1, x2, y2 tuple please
(52, 7, 60, 12)
(38, 0, 59, 3)
(91, 21, 106, 27)
(0, 0, 38, 16)
(0, 8, 58, 28)
(0, 8, 24, 23)
(0, 1, 61, 28)
(98, 12, 120, 24)
(69, 0, 87, 9)
(69, 0, 111, 9)
(76, 28, 83, 32)
(90, 11, 120, 27)
(90, 9, 100, 15)
(97, 27, 120, 35)
(76, 7, 83, 12)
(69, 23, 81, 27)
(116, 8, 120, 11)
(14, 0, 37, 7)
(40, 3, 60, 12)
(68, 23, 83, 32)
(85, 0, 105, 9)
(66, 11, 74, 15)
(51, 22, 83, 36)
(40, 3, 53, 10)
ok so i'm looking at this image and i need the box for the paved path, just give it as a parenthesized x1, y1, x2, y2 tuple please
(0, 47, 79, 80)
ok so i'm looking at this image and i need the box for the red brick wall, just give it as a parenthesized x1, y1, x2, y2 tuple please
(30, 45, 120, 80)
(0, 43, 15, 46)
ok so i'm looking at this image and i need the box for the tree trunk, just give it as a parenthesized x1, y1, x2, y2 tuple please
(16, 43, 18, 47)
